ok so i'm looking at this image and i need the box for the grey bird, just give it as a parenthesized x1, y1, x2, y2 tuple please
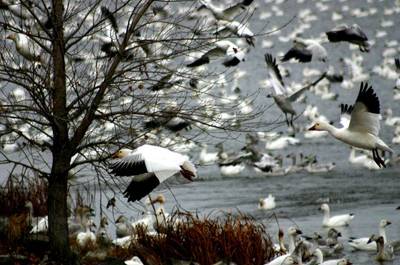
(264, 53, 325, 127)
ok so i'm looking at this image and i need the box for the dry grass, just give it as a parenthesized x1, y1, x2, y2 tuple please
(127, 211, 275, 265)
(0, 175, 47, 216)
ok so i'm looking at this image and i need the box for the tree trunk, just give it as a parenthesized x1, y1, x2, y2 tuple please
(48, 158, 76, 264)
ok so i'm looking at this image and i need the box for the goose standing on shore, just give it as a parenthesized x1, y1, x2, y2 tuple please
(110, 145, 197, 202)
(309, 82, 393, 168)
(319, 203, 354, 227)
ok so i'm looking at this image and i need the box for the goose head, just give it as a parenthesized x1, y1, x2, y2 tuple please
(288, 226, 302, 236)
(112, 148, 132, 158)
(318, 203, 330, 212)
(116, 215, 128, 224)
(337, 259, 352, 265)
(380, 219, 391, 228)
(367, 234, 380, 244)
(308, 121, 331, 131)
(328, 228, 341, 238)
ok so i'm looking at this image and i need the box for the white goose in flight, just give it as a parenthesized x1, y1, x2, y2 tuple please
(198, 0, 254, 22)
(187, 40, 245, 68)
(395, 58, 400, 89)
(281, 38, 327, 63)
(326, 24, 370, 52)
(309, 82, 393, 168)
(110, 145, 197, 202)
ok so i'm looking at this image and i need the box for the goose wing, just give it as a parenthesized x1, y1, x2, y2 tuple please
(348, 82, 380, 136)
(264, 53, 287, 95)
(281, 45, 312, 63)
(109, 152, 147, 176)
(395, 58, 400, 73)
(339, 104, 353, 128)
(350, 24, 368, 41)
(222, 0, 254, 20)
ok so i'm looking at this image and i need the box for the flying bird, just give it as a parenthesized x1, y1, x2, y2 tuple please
(395, 58, 400, 89)
(309, 82, 393, 167)
(326, 24, 370, 52)
(264, 53, 325, 127)
(198, 0, 254, 22)
(281, 38, 327, 63)
(101, 6, 118, 33)
(187, 40, 245, 67)
(216, 20, 255, 46)
(109, 145, 197, 202)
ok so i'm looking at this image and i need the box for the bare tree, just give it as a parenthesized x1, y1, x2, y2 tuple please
(0, 0, 272, 263)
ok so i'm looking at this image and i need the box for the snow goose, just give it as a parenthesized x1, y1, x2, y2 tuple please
(110, 145, 197, 202)
(96, 217, 111, 248)
(186, 40, 245, 68)
(395, 58, 400, 89)
(253, 153, 278, 172)
(265, 136, 300, 150)
(281, 38, 328, 63)
(199, 143, 219, 165)
(309, 82, 393, 168)
(198, 0, 254, 22)
(348, 148, 380, 170)
(216, 20, 255, 46)
(273, 229, 288, 254)
(220, 163, 245, 177)
(310, 249, 352, 265)
(125, 256, 144, 265)
(76, 219, 96, 248)
(367, 235, 394, 261)
(266, 227, 303, 265)
(264, 256, 297, 265)
(348, 219, 391, 251)
(305, 162, 336, 173)
(6, 33, 44, 64)
(258, 194, 276, 210)
(326, 24, 370, 52)
(115, 215, 132, 238)
(264, 53, 306, 127)
(319, 203, 354, 227)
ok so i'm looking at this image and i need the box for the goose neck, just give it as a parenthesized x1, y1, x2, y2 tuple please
(379, 226, 387, 242)
(323, 208, 330, 223)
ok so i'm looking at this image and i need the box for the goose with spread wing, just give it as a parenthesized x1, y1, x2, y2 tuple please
(187, 40, 245, 67)
(395, 58, 400, 89)
(326, 24, 370, 52)
(264, 53, 319, 127)
(110, 145, 197, 202)
(281, 38, 327, 63)
(198, 0, 254, 22)
(309, 82, 393, 168)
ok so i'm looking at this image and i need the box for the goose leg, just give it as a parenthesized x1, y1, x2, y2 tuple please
(284, 113, 289, 126)
(376, 149, 386, 168)
(372, 149, 381, 168)
(290, 114, 294, 127)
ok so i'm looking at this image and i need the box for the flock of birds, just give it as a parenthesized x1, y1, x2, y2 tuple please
(263, 202, 400, 265)
(26, 194, 400, 265)
(1, 0, 400, 264)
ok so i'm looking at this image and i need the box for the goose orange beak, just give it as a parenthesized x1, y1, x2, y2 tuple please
(111, 152, 120, 159)
(308, 124, 317, 131)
